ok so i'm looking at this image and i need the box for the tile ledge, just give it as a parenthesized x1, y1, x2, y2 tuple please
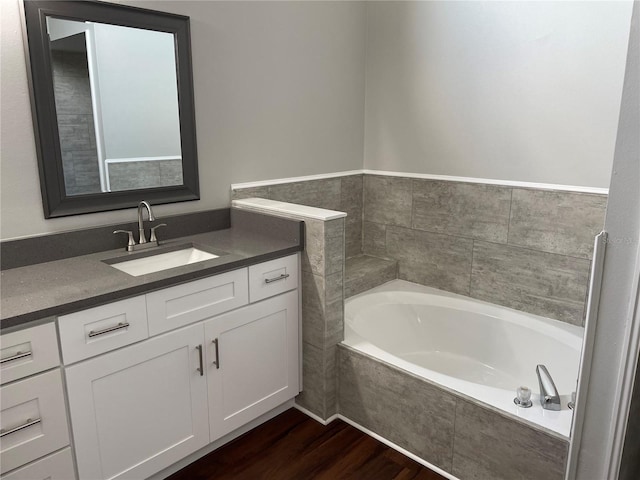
(232, 198, 347, 221)
(364, 170, 609, 195)
(231, 170, 362, 190)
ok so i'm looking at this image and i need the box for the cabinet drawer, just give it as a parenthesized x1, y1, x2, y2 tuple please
(0, 370, 70, 474)
(58, 296, 148, 364)
(1, 323, 59, 385)
(248, 254, 299, 303)
(147, 268, 249, 336)
(1, 447, 75, 480)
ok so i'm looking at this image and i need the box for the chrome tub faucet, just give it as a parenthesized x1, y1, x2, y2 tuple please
(536, 364, 561, 411)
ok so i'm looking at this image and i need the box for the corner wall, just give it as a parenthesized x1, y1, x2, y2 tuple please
(577, 0, 640, 476)
(363, 1, 633, 188)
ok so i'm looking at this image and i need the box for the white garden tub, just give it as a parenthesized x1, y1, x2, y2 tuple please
(343, 279, 584, 437)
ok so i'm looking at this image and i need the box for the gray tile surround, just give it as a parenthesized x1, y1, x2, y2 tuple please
(232, 174, 363, 258)
(301, 270, 326, 348)
(452, 400, 568, 480)
(233, 173, 607, 325)
(362, 221, 388, 258)
(363, 175, 413, 228)
(360, 174, 606, 325)
(337, 345, 570, 480)
(340, 175, 364, 259)
(297, 343, 338, 419)
(269, 178, 342, 211)
(337, 345, 456, 471)
(300, 219, 327, 276)
(386, 225, 474, 296)
(296, 341, 325, 415)
(508, 189, 607, 259)
(237, 201, 347, 420)
(344, 255, 397, 298)
(412, 180, 512, 243)
(470, 241, 591, 325)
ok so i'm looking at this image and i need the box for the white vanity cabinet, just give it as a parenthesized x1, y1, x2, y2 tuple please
(206, 290, 299, 440)
(65, 323, 209, 480)
(61, 253, 300, 480)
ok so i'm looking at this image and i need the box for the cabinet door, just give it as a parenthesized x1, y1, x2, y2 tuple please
(205, 290, 299, 441)
(65, 323, 208, 480)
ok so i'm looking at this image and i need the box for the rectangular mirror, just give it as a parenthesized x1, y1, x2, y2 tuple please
(23, 0, 199, 217)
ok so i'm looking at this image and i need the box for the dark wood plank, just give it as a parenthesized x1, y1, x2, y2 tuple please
(167, 408, 447, 480)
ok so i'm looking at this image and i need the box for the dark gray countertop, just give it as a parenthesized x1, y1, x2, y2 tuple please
(1, 211, 303, 330)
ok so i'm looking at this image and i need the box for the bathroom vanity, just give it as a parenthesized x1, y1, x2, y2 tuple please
(0, 210, 304, 480)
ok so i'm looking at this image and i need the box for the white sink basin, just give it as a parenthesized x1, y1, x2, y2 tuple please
(110, 247, 218, 276)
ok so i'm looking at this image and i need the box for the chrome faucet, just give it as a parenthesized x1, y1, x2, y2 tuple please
(536, 365, 561, 411)
(114, 201, 166, 251)
(137, 201, 155, 244)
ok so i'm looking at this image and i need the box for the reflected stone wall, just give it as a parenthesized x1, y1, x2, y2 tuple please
(51, 48, 102, 196)
(108, 159, 183, 192)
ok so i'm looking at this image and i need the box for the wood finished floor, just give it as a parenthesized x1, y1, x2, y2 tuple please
(167, 408, 447, 480)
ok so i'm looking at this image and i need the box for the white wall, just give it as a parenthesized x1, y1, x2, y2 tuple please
(364, 1, 633, 188)
(576, 1, 640, 477)
(0, 0, 366, 240)
(93, 23, 181, 160)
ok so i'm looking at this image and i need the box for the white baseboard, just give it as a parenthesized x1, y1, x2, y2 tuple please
(293, 403, 339, 425)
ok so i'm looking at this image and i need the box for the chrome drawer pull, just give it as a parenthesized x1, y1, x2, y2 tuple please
(88, 322, 130, 338)
(0, 418, 42, 437)
(264, 273, 289, 284)
(0, 351, 33, 364)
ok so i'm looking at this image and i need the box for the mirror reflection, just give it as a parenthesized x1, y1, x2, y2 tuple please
(47, 17, 183, 196)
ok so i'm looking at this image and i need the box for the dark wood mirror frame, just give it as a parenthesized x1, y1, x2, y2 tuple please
(23, 0, 199, 218)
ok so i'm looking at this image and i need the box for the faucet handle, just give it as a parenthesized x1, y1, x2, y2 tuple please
(114, 230, 135, 251)
(149, 223, 167, 243)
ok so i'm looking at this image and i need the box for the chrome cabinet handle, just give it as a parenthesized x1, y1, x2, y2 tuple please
(0, 351, 33, 364)
(88, 322, 130, 338)
(212, 338, 220, 369)
(196, 345, 204, 376)
(264, 273, 290, 284)
(0, 418, 42, 437)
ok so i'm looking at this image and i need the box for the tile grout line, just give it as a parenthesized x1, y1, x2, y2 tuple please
(506, 187, 514, 245)
(468, 240, 475, 297)
(450, 398, 460, 475)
